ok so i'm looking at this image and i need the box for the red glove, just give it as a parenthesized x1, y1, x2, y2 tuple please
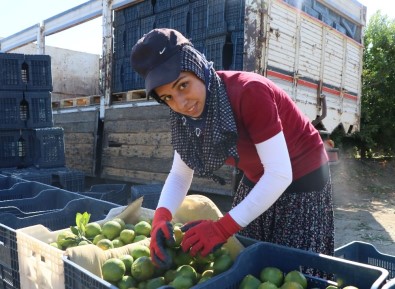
(150, 207, 175, 269)
(180, 213, 241, 257)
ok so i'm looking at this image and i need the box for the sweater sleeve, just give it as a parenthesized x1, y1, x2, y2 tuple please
(228, 131, 293, 227)
(156, 150, 194, 215)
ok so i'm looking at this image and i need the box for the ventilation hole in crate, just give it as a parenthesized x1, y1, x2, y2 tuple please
(17, 136, 26, 158)
(20, 98, 29, 121)
(21, 62, 29, 84)
(223, 35, 233, 70)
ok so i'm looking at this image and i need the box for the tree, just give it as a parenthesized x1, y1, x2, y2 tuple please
(352, 11, 395, 158)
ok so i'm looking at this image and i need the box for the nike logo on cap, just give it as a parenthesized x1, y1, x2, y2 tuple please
(159, 47, 166, 54)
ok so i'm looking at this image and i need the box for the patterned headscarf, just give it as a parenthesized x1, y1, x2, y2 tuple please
(170, 45, 239, 184)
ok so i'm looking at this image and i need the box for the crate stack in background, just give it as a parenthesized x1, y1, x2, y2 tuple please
(0, 53, 84, 191)
(112, 0, 245, 93)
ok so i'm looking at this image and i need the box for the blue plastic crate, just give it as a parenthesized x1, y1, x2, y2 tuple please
(130, 183, 163, 209)
(23, 54, 53, 91)
(0, 181, 53, 201)
(113, 24, 126, 60)
(0, 91, 26, 129)
(112, 58, 126, 93)
(136, 0, 153, 18)
(49, 167, 85, 192)
(125, 20, 140, 58)
(33, 127, 65, 168)
(230, 30, 244, 70)
(25, 91, 53, 128)
(0, 166, 53, 185)
(0, 53, 25, 91)
(0, 188, 85, 217)
(0, 224, 20, 289)
(225, 0, 245, 32)
(81, 183, 129, 205)
(0, 175, 25, 190)
(383, 278, 395, 289)
(170, 4, 190, 37)
(335, 241, 395, 279)
(154, 0, 172, 13)
(205, 35, 227, 70)
(62, 234, 254, 289)
(155, 10, 172, 29)
(0, 130, 35, 168)
(207, 0, 227, 37)
(193, 242, 388, 289)
(63, 255, 118, 289)
(140, 15, 156, 37)
(189, 0, 207, 41)
(171, 0, 189, 8)
(0, 197, 119, 230)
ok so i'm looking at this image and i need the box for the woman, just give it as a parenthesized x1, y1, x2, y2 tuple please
(130, 28, 334, 269)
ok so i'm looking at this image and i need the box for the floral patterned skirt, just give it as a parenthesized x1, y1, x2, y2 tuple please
(232, 172, 334, 256)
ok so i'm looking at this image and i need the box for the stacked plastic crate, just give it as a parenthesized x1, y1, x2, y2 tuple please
(112, 0, 245, 93)
(0, 53, 84, 191)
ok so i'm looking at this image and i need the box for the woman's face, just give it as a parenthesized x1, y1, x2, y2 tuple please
(155, 71, 206, 118)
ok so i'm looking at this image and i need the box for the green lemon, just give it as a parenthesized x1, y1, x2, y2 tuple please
(284, 271, 307, 289)
(102, 258, 126, 283)
(131, 256, 155, 282)
(239, 274, 261, 289)
(102, 220, 122, 240)
(134, 221, 152, 237)
(260, 267, 284, 287)
(117, 275, 137, 289)
(120, 229, 135, 244)
(85, 222, 102, 239)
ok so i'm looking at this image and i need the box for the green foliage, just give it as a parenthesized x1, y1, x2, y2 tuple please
(349, 11, 395, 158)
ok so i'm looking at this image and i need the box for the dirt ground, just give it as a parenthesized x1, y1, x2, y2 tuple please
(331, 157, 395, 255)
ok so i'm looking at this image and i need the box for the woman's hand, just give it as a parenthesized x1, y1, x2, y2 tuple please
(180, 213, 241, 256)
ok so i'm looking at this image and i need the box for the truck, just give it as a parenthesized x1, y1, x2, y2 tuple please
(0, 0, 366, 195)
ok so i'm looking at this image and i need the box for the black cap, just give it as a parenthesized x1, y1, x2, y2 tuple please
(130, 28, 191, 97)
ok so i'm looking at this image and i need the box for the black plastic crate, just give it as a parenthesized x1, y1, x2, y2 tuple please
(190, 0, 208, 41)
(0, 130, 34, 168)
(81, 183, 129, 205)
(0, 91, 26, 129)
(195, 242, 389, 289)
(0, 197, 118, 231)
(0, 181, 52, 201)
(130, 183, 163, 209)
(0, 224, 20, 289)
(205, 35, 227, 70)
(207, 0, 227, 37)
(335, 241, 395, 279)
(23, 54, 53, 91)
(0, 53, 25, 91)
(154, 0, 172, 13)
(225, 0, 245, 32)
(170, 4, 190, 37)
(33, 127, 65, 168)
(0, 188, 85, 218)
(24, 91, 53, 128)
